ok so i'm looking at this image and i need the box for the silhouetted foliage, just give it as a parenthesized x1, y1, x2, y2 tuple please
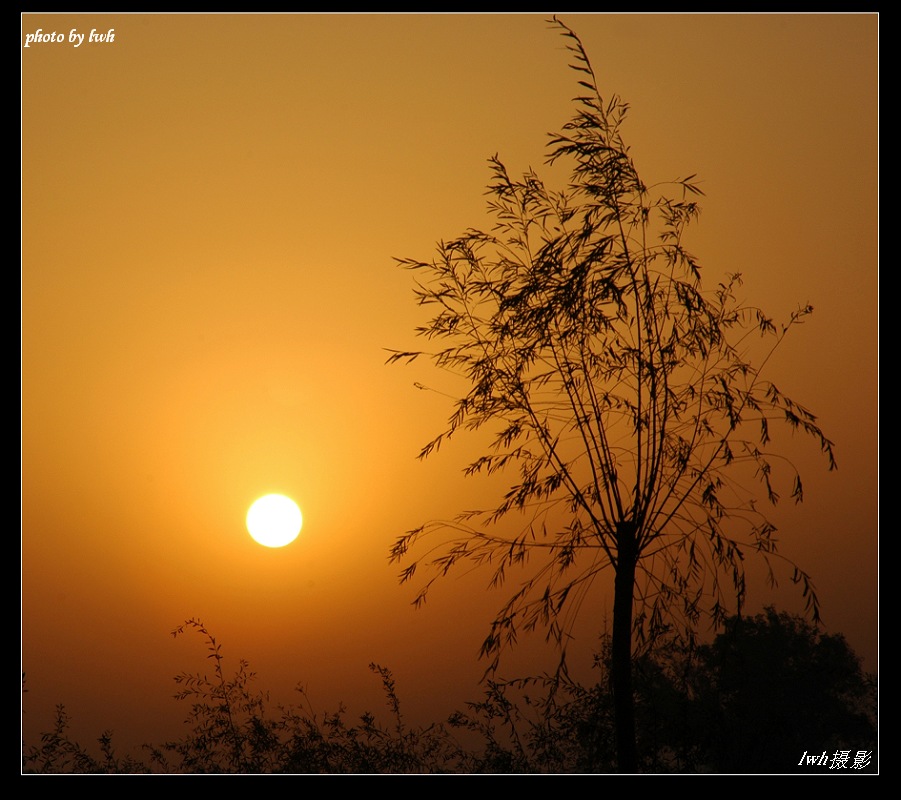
(143, 619, 471, 774)
(21, 701, 152, 774)
(21, 610, 875, 773)
(387, 17, 836, 771)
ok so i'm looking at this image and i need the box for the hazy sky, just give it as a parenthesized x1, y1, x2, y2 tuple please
(22, 12, 878, 758)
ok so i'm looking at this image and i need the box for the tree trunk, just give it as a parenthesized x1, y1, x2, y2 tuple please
(612, 521, 638, 772)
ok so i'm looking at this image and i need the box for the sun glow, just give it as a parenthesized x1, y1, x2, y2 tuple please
(246, 494, 303, 548)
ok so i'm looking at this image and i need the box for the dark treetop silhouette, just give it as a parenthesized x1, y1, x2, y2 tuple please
(387, 17, 836, 772)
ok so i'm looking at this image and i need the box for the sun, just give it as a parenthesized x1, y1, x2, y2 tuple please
(246, 494, 303, 548)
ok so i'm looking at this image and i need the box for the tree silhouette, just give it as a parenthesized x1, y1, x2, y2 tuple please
(387, 17, 835, 772)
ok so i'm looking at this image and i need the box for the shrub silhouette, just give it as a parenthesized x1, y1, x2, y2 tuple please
(682, 608, 877, 772)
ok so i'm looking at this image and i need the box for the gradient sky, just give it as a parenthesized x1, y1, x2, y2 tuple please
(22, 13, 878, 757)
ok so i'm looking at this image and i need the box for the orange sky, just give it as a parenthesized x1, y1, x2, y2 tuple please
(22, 13, 878, 758)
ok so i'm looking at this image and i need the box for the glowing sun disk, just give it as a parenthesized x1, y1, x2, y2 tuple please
(246, 494, 303, 548)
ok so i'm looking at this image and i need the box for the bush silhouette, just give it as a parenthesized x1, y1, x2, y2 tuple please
(682, 608, 877, 772)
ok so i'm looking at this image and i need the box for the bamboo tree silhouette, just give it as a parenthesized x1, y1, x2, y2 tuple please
(387, 17, 836, 772)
